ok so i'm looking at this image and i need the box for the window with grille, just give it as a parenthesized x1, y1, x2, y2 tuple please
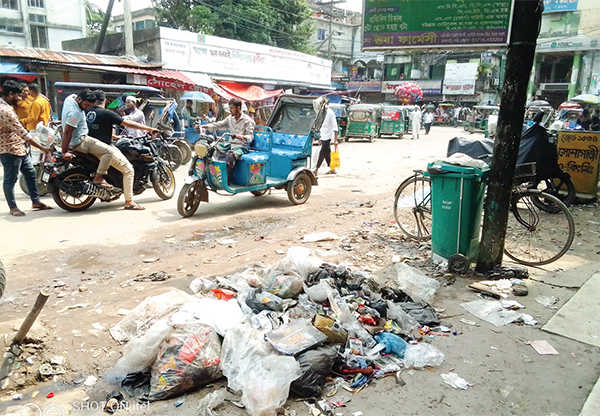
(28, 0, 45, 8)
(1, 0, 19, 10)
(0, 25, 24, 33)
(31, 25, 48, 48)
(318, 29, 326, 41)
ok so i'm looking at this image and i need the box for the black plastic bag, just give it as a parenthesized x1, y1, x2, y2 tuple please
(291, 345, 340, 398)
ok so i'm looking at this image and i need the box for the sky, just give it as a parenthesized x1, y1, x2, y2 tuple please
(90, 0, 363, 15)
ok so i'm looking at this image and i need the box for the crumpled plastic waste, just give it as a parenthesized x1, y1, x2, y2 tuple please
(395, 263, 440, 303)
(197, 388, 228, 416)
(291, 345, 340, 398)
(461, 299, 524, 327)
(374, 332, 408, 358)
(402, 343, 445, 369)
(441, 372, 471, 390)
(265, 319, 328, 355)
(221, 324, 302, 416)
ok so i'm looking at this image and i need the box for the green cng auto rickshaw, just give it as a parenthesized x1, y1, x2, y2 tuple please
(346, 104, 382, 142)
(380, 105, 408, 138)
(329, 103, 348, 138)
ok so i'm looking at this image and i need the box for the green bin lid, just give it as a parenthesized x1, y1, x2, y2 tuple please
(426, 162, 489, 177)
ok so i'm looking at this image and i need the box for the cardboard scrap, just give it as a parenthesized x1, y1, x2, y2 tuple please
(527, 340, 559, 355)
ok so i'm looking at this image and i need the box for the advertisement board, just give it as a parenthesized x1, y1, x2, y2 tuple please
(362, 0, 515, 50)
(159, 28, 332, 88)
(348, 81, 382, 92)
(543, 0, 578, 13)
(443, 62, 479, 95)
(381, 80, 443, 95)
(557, 131, 600, 198)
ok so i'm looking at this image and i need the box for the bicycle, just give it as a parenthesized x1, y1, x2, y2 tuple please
(393, 163, 575, 267)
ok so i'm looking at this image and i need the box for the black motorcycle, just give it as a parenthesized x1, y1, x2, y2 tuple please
(42, 135, 176, 212)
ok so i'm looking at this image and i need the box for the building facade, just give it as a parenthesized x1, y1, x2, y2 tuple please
(529, 0, 600, 106)
(0, 0, 86, 50)
(113, 7, 157, 33)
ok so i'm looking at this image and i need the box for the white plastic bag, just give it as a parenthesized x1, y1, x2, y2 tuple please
(403, 343, 445, 369)
(303, 282, 333, 303)
(170, 298, 245, 337)
(386, 300, 419, 331)
(31, 122, 55, 149)
(441, 372, 471, 390)
(461, 299, 523, 327)
(221, 324, 302, 416)
(395, 263, 440, 303)
(263, 247, 321, 298)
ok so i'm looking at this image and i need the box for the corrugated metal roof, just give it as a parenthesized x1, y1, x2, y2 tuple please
(0, 46, 160, 69)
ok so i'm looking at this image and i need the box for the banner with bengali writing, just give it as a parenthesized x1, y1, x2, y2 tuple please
(557, 131, 600, 196)
(362, 0, 515, 51)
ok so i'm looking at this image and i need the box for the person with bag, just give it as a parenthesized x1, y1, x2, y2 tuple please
(313, 97, 339, 176)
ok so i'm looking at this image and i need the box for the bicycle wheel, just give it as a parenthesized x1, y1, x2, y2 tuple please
(504, 190, 575, 266)
(529, 176, 576, 213)
(393, 174, 432, 240)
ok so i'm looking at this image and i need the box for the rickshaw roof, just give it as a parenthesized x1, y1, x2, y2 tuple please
(349, 104, 381, 111)
(267, 94, 325, 135)
(381, 105, 404, 110)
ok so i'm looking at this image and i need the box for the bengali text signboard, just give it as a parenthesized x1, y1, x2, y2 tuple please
(362, 0, 515, 50)
(543, 0, 578, 13)
(557, 131, 600, 198)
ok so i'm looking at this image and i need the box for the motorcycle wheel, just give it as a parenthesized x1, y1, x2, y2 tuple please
(152, 164, 176, 200)
(0, 260, 5, 301)
(19, 165, 50, 196)
(174, 140, 192, 165)
(52, 169, 96, 212)
(287, 172, 312, 205)
(160, 145, 183, 171)
(177, 181, 203, 217)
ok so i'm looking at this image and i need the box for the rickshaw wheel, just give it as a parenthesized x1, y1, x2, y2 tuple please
(251, 189, 268, 196)
(177, 181, 203, 217)
(287, 173, 312, 205)
(448, 254, 469, 274)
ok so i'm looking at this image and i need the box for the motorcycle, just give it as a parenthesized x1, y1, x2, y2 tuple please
(19, 121, 62, 197)
(42, 134, 176, 212)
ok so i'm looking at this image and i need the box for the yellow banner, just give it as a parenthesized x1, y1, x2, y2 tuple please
(557, 131, 600, 196)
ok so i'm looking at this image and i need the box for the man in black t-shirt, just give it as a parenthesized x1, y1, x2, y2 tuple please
(86, 91, 158, 145)
(83, 91, 159, 210)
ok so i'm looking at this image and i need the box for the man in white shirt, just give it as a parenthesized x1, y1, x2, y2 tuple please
(119, 96, 146, 138)
(423, 109, 434, 135)
(313, 97, 339, 176)
(411, 107, 421, 139)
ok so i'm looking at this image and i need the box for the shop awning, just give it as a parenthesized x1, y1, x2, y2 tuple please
(0, 62, 38, 82)
(216, 82, 284, 102)
(61, 64, 211, 92)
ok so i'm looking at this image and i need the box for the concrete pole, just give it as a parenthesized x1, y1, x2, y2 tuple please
(95, 0, 116, 54)
(123, 0, 134, 57)
(527, 54, 538, 102)
(568, 51, 581, 99)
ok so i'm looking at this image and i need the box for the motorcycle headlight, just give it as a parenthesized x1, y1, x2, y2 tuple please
(194, 141, 209, 157)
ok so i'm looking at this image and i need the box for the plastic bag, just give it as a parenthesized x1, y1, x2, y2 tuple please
(374, 332, 408, 358)
(149, 322, 222, 401)
(291, 345, 340, 398)
(189, 277, 217, 294)
(221, 324, 302, 416)
(441, 372, 471, 390)
(31, 122, 55, 149)
(110, 289, 198, 342)
(303, 282, 333, 303)
(397, 302, 440, 326)
(198, 388, 228, 416)
(461, 299, 523, 327)
(265, 318, 328, 355)
(263, 247, 322, 298)
(386, 301, 419, 331)
(329, 145, 340, 170)
(395, 263, 440, 303)
(169, 298, 245, 337)
(403, 343, 445, 369)
(245, 288, 283, 313)
(113, 320, 172, 376)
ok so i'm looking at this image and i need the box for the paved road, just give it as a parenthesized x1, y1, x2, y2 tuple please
(0, 126, 468, 261)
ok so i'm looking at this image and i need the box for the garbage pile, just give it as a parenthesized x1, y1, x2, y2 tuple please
(109, 247, 447, 416)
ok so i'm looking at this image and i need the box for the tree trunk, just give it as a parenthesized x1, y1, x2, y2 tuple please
(476, 0, 543, 271)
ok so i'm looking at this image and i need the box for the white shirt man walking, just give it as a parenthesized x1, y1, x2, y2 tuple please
(411, 107, 422, 139)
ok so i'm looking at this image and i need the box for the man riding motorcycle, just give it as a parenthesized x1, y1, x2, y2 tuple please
(61, 89, 145, 211)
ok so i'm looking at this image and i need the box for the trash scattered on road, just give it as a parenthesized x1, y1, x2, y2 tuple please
(461, 299, 524, 327)
(134, 271, 172, 282)
(302, 232, 341, 243)
(441, 372, 471, 390)
(142, 257, 160, 263)
(83, 375, 97, 386)
(527, 340, 559, 355)
(57, 303, 89, 313)
(535, 296, 559, 309)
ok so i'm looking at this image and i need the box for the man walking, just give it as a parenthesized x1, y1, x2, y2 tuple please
(423, 110, 434, 135)
(0, 80, 53, 216)
(21, 83, 51, 130)
(313, 97, 339, 176)
(410, 106, 421, 139)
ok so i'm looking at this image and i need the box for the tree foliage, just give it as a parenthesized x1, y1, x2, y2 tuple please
(151, 0, 315, 54)
(85, 0, 106, 37)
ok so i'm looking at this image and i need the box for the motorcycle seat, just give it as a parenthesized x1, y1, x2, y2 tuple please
(72, 151, 100, 164)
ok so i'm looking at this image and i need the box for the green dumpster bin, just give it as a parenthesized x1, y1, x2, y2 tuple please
(424, 162, 489, 269)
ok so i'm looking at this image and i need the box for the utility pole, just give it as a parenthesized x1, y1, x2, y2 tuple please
(123, 0, 134, 56)
(95, 0, 115, 54)
(476, 0, 544, 271)
(328, 0, 333, 59)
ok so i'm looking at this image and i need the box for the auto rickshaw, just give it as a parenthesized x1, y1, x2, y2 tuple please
(435, 103, 455, 125)
(328, 103, 348, 138)
(549, 107, 583, 133)
(524, 105, 556, 129)
(464, 105, 500, 136)
(346, 104, 382, 142)
(380, 105, 407, 138)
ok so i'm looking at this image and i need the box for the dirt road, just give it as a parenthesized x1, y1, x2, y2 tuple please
(1, 126, 599, 416)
